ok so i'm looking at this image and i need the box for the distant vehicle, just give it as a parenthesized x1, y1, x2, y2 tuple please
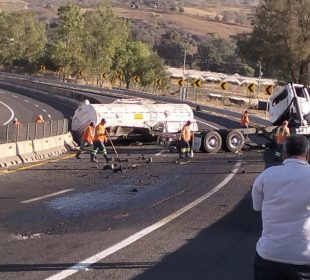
(71, 98, 198, 141)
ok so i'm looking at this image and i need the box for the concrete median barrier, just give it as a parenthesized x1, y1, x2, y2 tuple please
(0, 133, 77, 168)
(0, 143, 22, 168)
(16, 140, 36, 163)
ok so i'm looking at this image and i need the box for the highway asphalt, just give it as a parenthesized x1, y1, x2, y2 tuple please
(0, 82, 275, 280)
(0, 88, 68, 125)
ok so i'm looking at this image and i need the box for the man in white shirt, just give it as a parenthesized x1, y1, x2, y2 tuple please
(252, 135, 310, 280)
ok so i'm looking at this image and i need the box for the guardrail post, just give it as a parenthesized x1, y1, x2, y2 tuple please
(56, 120, 59, 136)
(26, 123, 30, 140)
(50, 121, 53, 136)
(6, 125, 9, 143)
(34, 123, 37, 140)
(43, 122, 46, 138)
(63, 119, 67, 134)
(15, 125, 19, 142)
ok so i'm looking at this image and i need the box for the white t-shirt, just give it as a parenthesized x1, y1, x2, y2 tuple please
(252, 159, 310, 265)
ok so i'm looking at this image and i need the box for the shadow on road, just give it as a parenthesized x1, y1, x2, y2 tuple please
(0, 262, 155, 272)
(129, 144, 275, 280)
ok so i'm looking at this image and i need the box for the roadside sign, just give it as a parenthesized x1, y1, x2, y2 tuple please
(220, 82, 228, 90)
(102, 72, 107, 79)
(134, 76, 141, 83)
(266, 85, 273, 95)
(248, 83, 255, 93)
(117, 73, 123, 81)
(193, 79, 203, 88)
(40, 65, 46, 72)
(178, 79, 185, 87)
(155, 78, 162, 86)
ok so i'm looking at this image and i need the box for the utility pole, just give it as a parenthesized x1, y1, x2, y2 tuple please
(257, 60, 262, 107)
(181, 50, 187, 101)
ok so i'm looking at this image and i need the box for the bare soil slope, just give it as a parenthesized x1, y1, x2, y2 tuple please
(115, 7, 251, 39)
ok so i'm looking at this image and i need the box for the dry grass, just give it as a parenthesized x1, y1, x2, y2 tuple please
(114, 7, 251, 39)
(184, 5, 252, 19)
(0, 0, 29, 11)
(0, 2, 252, 38)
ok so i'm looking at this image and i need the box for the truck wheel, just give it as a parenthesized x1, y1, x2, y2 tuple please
(225, 130, 244, 153)
(203, 130, 222, 153)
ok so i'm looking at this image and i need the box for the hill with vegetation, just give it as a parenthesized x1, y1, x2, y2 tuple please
(0, 0, 308, 85)
(0, 0, 255, 39)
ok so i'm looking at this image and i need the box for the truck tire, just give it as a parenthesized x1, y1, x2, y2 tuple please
(202, 130, 222, 153)
(225, 130, 245, 153)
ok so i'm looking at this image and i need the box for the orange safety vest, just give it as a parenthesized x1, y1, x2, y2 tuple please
(94, 123, 108, 142)
(241, 113, 250, 126)
(181, 125, 191, 142)
(35, 118, 44, 123)
(82, 126, 94, 142)
(275, 126, 290, 144)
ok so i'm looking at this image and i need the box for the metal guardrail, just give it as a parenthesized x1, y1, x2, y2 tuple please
(0, 119, 70, 144)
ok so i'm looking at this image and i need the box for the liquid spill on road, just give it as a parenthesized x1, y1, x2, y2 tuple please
(46, 185, 134, 216)
(45, 178, 178, 216)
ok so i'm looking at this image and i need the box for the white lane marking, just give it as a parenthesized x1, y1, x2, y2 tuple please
(42, 109, 47, 112)
(13, 95, 18, 98)
(24, 99, 30, 103)
(34, 104, 39, 107)
(0, 100, 15, 125)
(21, 189, 74, 204)
(155, 150, 164, 156)
(44, 161, 241, 280)
(196, 119, 219, 130)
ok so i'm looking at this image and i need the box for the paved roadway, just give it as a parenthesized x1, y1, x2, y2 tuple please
(0, 84, 275, 280)
(0, 88, 72, 125)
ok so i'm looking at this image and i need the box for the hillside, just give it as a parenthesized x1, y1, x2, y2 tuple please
(114, 7, 251, 39)
(0, 0, 254, 39)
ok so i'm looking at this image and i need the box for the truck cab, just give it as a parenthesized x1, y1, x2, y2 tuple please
(269, 83, 310, 127)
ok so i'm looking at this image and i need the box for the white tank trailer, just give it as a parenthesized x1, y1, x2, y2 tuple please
(71, 98, 198, 141)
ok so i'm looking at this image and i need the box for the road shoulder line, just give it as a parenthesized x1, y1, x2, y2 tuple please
(45, 161, 241, 280)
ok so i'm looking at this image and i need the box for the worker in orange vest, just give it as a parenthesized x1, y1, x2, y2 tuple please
(91, 118, 111, 163)
(35, 114, 44, 123)
(75, 122, 95, 159)
(241, 110, 250, 128)
(12, 117, 21, 127)
(178, 120, 193, 161)
(274, 120, 290, 161)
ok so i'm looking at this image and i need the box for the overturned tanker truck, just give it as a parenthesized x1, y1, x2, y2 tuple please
(71, 83, 310, 153)
(193, 82, 310, 153)
(71, 98, 199, 141)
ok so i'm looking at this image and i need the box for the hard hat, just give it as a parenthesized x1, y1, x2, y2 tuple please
(13, 117, 18, 122)
(37, 114, 43, 119)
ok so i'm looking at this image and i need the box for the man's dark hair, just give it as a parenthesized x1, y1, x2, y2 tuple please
(284, 135, 310, 157)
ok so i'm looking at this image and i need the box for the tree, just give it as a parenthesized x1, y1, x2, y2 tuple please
(154, 30, 195, 67)
(83, 5, 130, 82)
(195, 35, 255, 75)
(0, 11, 47, 72)
(112, 41, 150, 89)
(236, 0, 310, 84)
(48, 3, 84, 80)
(136, 53, 167, 88)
